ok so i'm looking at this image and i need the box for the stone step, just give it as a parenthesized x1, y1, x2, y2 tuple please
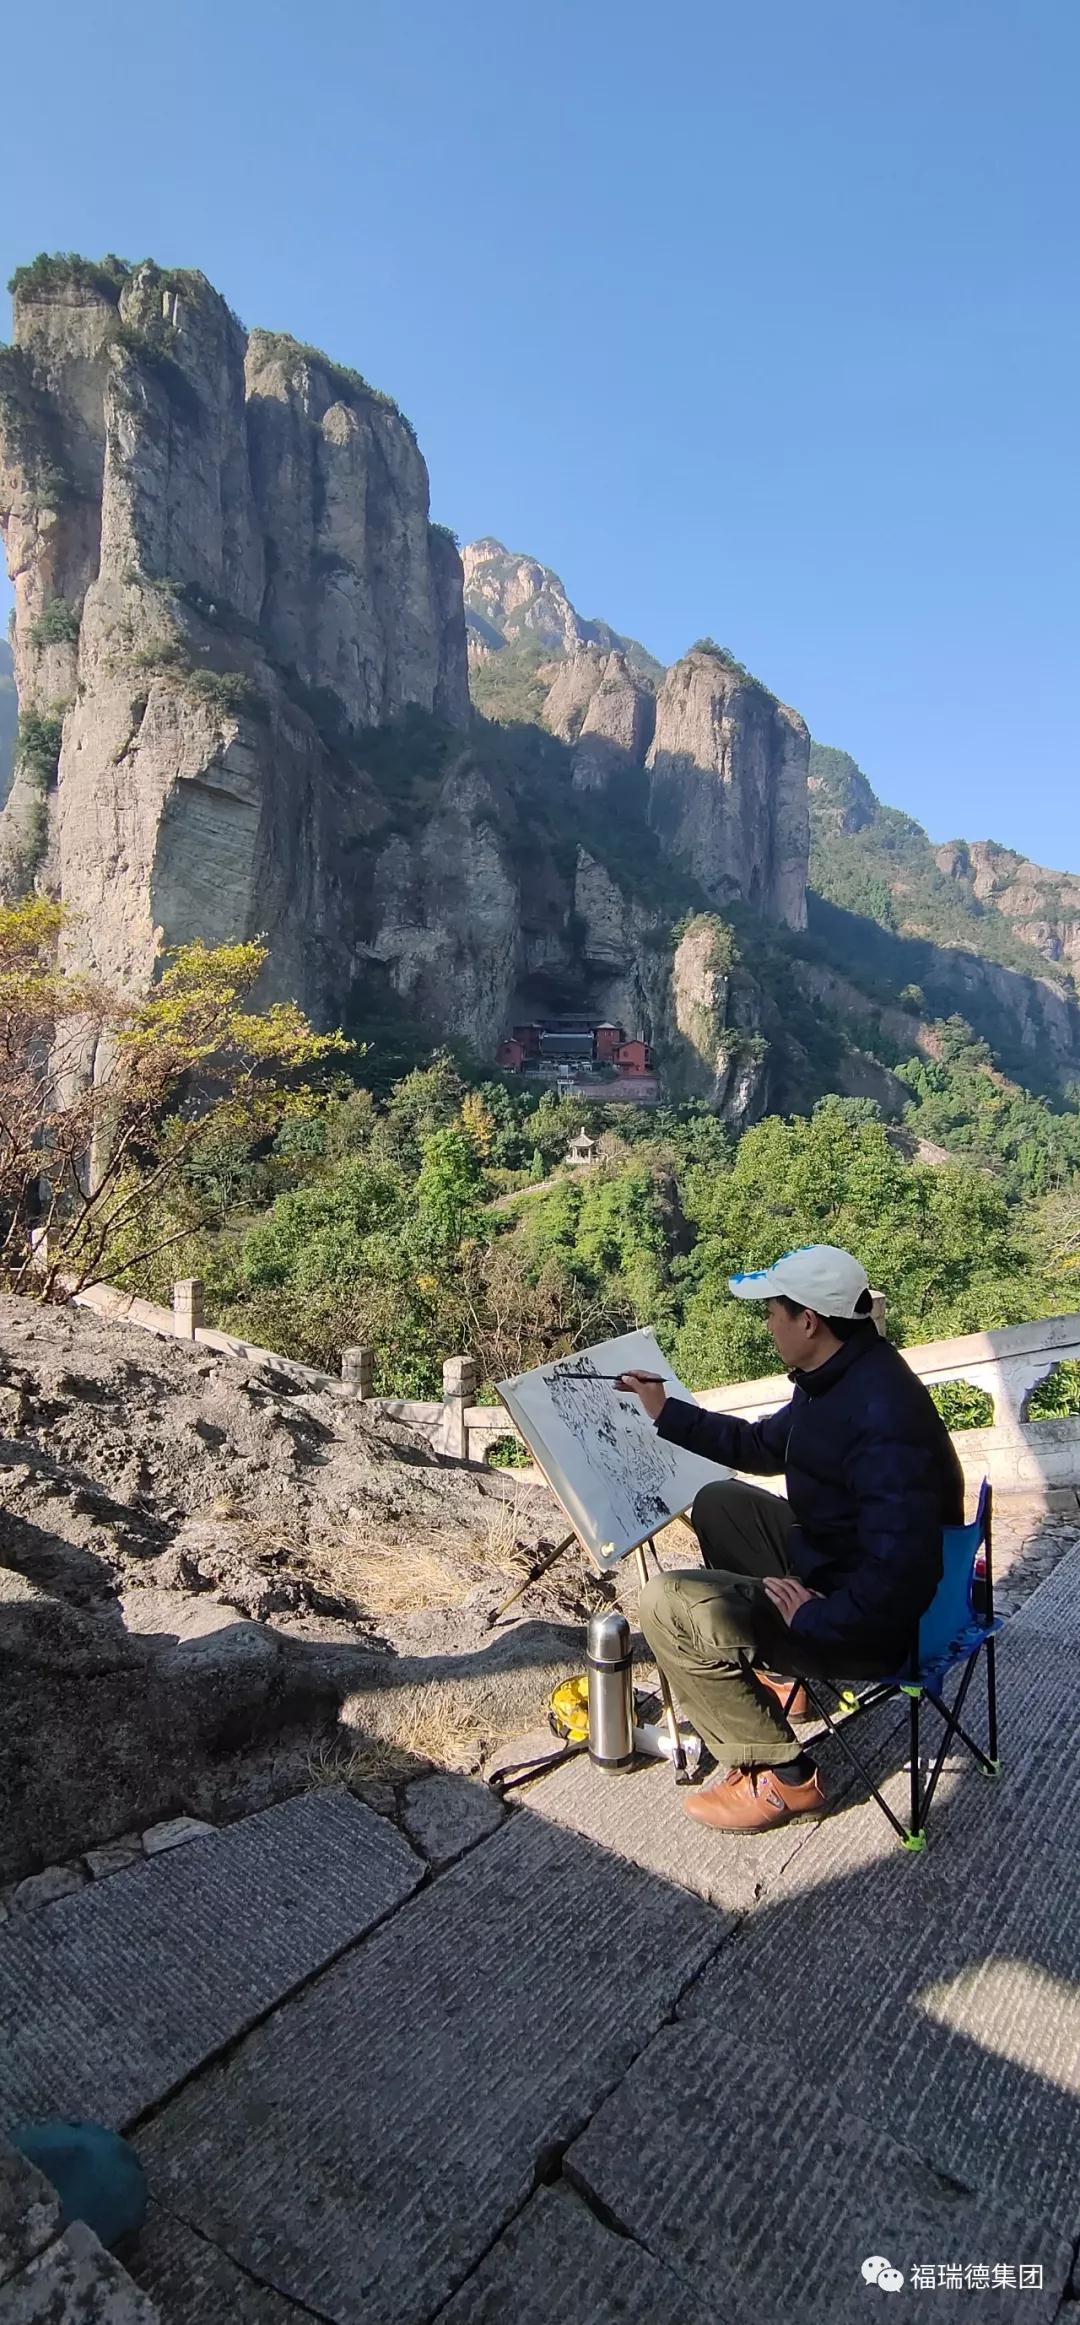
(134, 1815, 721, 2325)
(0, 2219, 159, 2322)
(1, 2142, 159, 2323)
(0, 1790, 422, 2136)
(565, 2021, 1071, 2324)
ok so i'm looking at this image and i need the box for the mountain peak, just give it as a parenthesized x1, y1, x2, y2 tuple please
(461, 538, 664, 681)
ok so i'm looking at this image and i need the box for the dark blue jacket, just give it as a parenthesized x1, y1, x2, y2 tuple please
(656, 1323, 965, 1662)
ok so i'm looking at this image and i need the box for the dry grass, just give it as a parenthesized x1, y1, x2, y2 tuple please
(343, 1541, 475, 1616)
(470, 1480, 532, 1570)
(655, 1515, 700, 1567)
(307, 1680, 503, 1786)
(315, 1645, 579, 1791)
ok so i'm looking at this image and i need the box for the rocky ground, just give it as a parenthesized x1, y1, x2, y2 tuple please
(3, 1292, 1076, 1888)
(0, 1295, 611, 1881)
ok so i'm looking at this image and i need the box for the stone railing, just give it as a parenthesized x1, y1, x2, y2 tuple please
(693, 1312, 1080, 1500)
(65, 1272, 1080, 1496)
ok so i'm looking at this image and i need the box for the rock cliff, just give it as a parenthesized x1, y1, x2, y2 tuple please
(936, 839, 1080, 974)
(0, 638, 14, 807)
(0, 267, 821, 1125)
(646, 647, 809, 931)
(0, 257, 470, 1015)
(543, 647, 656, 792)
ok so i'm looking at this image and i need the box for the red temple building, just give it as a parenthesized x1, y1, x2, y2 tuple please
(496, 1018, 652, 1082)
(594, 1023, 625, 1065)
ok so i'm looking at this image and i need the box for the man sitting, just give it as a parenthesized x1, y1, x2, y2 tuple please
(618, 1245, 965, 1833)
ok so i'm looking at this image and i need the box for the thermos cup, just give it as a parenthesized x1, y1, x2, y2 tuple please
(586, 1610, 634, 1770)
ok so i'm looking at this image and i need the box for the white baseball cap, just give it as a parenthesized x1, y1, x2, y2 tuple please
(728, 1244, 871, 1319)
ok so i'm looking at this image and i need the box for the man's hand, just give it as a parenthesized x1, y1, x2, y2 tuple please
(615, 1371, 668, 1423)
(763, 1576, 822, 1626)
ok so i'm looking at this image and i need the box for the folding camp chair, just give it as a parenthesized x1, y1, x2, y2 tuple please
(789, 1480, 1002, 1852)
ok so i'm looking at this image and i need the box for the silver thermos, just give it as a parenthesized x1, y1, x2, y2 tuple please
(587, 1610, 635, 1771)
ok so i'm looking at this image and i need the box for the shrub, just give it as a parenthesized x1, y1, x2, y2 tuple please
(130, 641, 266, 723)
(29, 599, 80, 648)
(485, 1434, 531, 1469)
(15, 707, 65, 786)
(184, 668, 267, 721)
(1026, 1360, 1080, 1420)
(687, 639, 777, 698)
(928, 1380, 995, 1431)
(8, 252, 130, 303)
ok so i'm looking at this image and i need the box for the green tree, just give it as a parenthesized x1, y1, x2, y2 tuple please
(671, 1097, 1050, 1387)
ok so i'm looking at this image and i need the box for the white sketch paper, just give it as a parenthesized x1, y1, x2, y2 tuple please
(496, 1329, 731, 1568)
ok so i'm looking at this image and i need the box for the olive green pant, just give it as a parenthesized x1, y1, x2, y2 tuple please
(639, 1479, 860, 1770)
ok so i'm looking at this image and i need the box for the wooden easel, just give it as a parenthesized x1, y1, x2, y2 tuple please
(489, 1522, 695, 1782)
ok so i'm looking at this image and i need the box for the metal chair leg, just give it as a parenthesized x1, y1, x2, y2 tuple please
(984, 1635, 1000, 1770)
(907, 1690, 924, 1849)
(802, 1683, 915, 1848)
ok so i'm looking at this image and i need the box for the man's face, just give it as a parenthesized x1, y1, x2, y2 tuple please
(764, 1297, 817, 1369)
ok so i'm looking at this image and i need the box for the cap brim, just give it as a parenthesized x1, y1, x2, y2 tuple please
(727, 1268, 782, 1302)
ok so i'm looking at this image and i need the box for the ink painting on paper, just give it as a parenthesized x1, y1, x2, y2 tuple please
(497, 1329, 731, 1567)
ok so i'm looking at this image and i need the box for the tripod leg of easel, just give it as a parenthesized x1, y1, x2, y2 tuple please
(637, 1538, 691, 1782)
(488, 1531, 577, 1625)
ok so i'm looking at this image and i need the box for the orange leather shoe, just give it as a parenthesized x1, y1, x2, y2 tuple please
(756, 1670, 811, 1722)
(684, 1763, 826, 1832)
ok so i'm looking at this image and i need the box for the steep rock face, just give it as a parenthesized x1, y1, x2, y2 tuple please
(0, 260, 470, 1015)
(245, 330, 455, 729)
(462, 538, 592, 658)
(647, 649, 809, 929)
(0, 638, 15, 807)
(572, 849, 664, 1046)
(937, 839, 1080, 972)
(668, 917, 771, 1123)
(366, 751, 521, 1055)
(427, 526, 473, 727)
(542, 646, 656, 791)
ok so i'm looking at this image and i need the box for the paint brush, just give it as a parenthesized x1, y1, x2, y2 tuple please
(555, 1371, 668, 1384)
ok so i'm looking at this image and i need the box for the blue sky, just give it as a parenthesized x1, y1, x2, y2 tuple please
(2, 0, 1077, 866)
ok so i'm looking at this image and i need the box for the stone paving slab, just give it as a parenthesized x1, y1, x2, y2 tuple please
(137, 1817, 721, 2325)
(1, 2221, 160, 2322)
(400, 1772, 506, 1869)
(438, 2183, 722, 2325)
(0, 1790, 422, 2135)
(528, 1698, 908, 1911)
(566, 2023, 1071, 2325)
(1004, 1530, 1080, 1636)
(131, 2209, 312, 2323)
(0, 2144, 61, 2290)
(679, 1718, 1080, 2232)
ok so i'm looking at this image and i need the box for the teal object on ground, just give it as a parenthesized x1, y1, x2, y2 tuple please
(11, 2120, 147, 2247)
